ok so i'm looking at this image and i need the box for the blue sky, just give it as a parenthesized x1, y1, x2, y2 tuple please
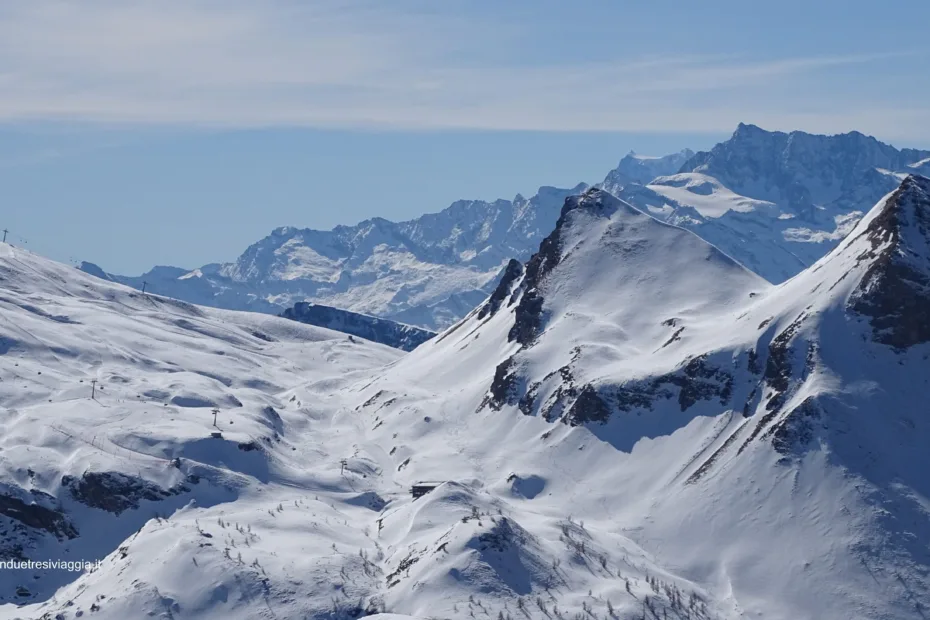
(2, 0, 929, 274)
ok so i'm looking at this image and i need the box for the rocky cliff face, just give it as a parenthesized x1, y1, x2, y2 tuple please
(846, 175, 930, 349)
(280, 302, 436, 351)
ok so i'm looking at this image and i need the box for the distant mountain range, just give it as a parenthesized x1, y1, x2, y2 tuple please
(82, 185, 588, 330)
(82, 126, 930, 331)
(605, 123, 930, 282)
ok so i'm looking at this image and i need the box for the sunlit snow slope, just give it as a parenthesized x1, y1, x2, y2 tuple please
(358, 180, 930, 620)
(3, 177, 929, 620)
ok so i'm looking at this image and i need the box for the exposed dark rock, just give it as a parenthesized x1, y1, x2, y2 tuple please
(605, 356, 734, 415)
(766, 397, 822, 454)
(62, 472, 196, 515)
(478, 259, 524, 320)
(258, 406, 284, 435)
(564, 385, 611, 425)
(485, 357, 518, 411)
(508, 291, 545, 346)
(281, 302, 436, 351)
(738, 408, 781, 454)
(671, 356, 734, 411)
(849, 175, 930, 350)
(0, 491, 77, 540)
(361, 390, 386, 408)
(508, 189, 611, 346)
(764, 314, 807, 411)
(688, 421, 748, 484)
(742, 386, 759, 417)
(508, 352, 734, 428)
(613, 384, 672, 412)
(661, 326, 686, 348)
(249, 330, 275, 342)
(518, 383, 538, 416)
(386, 552, 420, 588)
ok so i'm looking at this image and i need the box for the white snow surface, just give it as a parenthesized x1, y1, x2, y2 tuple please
(356, 184, 930, 620)
(645, 173, 775, 218)
(4, 177, 929, 619)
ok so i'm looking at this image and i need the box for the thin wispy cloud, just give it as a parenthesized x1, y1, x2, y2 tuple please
(0, 0, 926, 137)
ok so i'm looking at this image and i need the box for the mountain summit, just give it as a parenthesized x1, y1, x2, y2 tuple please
(82, 126, 930, 333)
(682, 123, 929, 211)
(840, 174, 930, 348)
(604, 125, 930, 284)
(354, 175, 930, 618)
(602, 148, 695, 188)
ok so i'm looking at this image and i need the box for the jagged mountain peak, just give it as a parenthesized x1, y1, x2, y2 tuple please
(449, 186, 768, 367)
(603, 149, 696, 189)
(731, 121, 772, 137)
(351, 169, 930, 619)
(682, 125, 929, 193)
(85, 182, 598, 330)
(505, 188, 626, 346)
(844, 174, 930, 348)
(859, 173, 930, 247)
(561, 186, 621, 217)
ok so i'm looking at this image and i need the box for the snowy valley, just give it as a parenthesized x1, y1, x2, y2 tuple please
(2, 166, 929, 619)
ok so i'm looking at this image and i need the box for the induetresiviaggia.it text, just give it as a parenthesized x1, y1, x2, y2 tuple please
(0, 559, 102, 572)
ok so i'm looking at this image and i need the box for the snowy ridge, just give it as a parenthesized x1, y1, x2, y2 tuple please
(354, 179, 930, 619)
(3, 178, 930, 618)
(281, 301, 436, 351)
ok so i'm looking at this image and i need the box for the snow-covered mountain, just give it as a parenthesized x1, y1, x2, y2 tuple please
(604, 124, 930, 283)
(81, 184, 588, 331)
(601, 148, 694, 187)
(281, 302, 435, 351)
(353, 179, 930, 619)
(85, 126, 928, 335)
(0, 242, 404, 616)
(3, 176, 929, 619)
